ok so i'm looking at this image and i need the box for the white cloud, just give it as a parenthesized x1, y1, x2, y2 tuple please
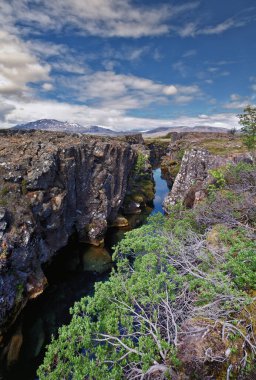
(201, 18, 239, 35)
(176, 16, 251, 38)
(0, 96, 241, 131)
(223, 101, 250, 110)
(58, 71, 181, 109)
(152, 49, 163, 62)
(56, 70, 203, 110)
(26, 40, 68, 58)
(223, 94, 253, 110)
(0, 30, 50, 96)
(177, 22, 198, 37)
(173, 85, 202, 104)
(0, 102, 16, 122)
(1, 0, 253, 43)
(172, 61, 187, 77)
(42, 83, 54, 91)
(163, 85, 178, 96)
(182, 49, 197, 58)
(0, 21, 203, 123)
(208, 67, 219, 73)
(230, 94, 241, 101)
(0, 0, 200, 39)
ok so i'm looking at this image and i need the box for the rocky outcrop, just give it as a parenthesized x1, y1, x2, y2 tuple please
(122, 143, 155, 215)
(144, 140, 169, 168)
(163, 148, 253, 211)
(0, 130, 138, 336)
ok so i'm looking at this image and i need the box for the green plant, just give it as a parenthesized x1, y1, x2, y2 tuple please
(21, 178, 27, 195)
(38, 163, 256, 379)
(176, 149, 185, 161)
(15, 283, 24, 303)
(229, 127, 237, 136)
(207, 167, 226, 198)
(238, 105, 256, 151)
(134, 152, 147, 175)
(0, 199, 7, 206)
(38, 237, 182, 379)
(0, 186, 9, 197)
(220, 229, 256, 290)
(0, 185, 9, 206)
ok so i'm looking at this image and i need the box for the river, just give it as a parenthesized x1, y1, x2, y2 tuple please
(2, 168, 170, 380)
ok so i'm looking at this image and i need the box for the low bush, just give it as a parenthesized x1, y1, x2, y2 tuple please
(38, 163, 256, 379)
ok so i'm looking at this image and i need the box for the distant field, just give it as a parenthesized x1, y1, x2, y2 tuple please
(145, 132, 247, 156)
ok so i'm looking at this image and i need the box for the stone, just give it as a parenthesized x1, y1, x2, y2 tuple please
(0, 208, 6, 220)
(82, 246, 112, 274)
(6, 325, 23, 367)
(111, 215, 129, 227)
(0, 222, 7, 231)
(194, 190, 206, 205)
(0, 130, 138, 336)
(123, 201, 142, 215)
(163, 148, 236, 211)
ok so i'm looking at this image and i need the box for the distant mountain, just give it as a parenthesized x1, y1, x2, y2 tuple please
(12, 119, 116, 135)
(144, 125, 229, 136)
(11, 119, 231, 136)
(191, 125, 229, 133)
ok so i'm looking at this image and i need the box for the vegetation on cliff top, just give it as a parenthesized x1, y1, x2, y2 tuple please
(38, 162, 256, 380)
(238, 105, 256, 151)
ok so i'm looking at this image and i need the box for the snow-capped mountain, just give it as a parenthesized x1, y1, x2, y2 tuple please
(13, 119, 117, 135)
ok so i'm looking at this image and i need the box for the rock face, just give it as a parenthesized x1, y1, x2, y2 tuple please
(122, 143, 155, 215)
(0, 130, 137, 335)
(144, 140, 169, 168)
(163, 148, 253, 211)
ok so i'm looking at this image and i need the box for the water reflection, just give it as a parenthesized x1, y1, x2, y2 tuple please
(151, 168, 171, 215)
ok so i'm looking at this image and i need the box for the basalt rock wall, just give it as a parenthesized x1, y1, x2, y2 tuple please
(163, 148, 253, 211)
(144, 140, 169, 168)
(0, 131, 137, 336)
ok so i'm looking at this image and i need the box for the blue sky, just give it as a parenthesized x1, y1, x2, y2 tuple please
(0, 0, 256, 130)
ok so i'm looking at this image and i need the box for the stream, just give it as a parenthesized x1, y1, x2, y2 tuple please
(2, 168, 170, 380)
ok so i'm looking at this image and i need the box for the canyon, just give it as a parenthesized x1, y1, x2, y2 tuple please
(1, 129, 255, 379)
(0, 130, 163, 340)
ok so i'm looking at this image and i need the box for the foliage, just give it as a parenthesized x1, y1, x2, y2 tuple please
(0, 185, 9, 197)
(0, 185, 9, 206)
(238, 105, 256, 150)
(219, 229, 256, 290)
(38, 163, 256, 379)
(207, 167, 226, 197)
(176, 148, 185, 161)
(38, 223, 182, 379)
(134, 152, 147, 175)
(229, 127, 237, 135)
(21, 178, 27, 195)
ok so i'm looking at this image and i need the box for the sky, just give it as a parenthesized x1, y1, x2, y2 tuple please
(0, 0, 256, 131)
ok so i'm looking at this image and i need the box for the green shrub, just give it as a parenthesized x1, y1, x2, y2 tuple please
(38, 163, 256, 379)
(134, 152, 147, 175)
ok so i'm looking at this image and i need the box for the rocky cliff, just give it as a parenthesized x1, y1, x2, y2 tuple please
(0, 130, 138, 336)
(144, 140, 169, 167)
(163, 148, 253, 211)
